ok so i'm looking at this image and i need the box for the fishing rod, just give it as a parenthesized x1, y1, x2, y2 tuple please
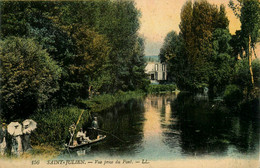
(89, 127, 126, 143)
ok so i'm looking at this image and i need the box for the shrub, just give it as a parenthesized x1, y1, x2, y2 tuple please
(223, 84, 243, 107)
(31, 107, 90, 146)
(0, 37, 61, 120)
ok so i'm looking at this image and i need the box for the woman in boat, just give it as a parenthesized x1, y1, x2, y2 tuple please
(76, 128, 90, 144)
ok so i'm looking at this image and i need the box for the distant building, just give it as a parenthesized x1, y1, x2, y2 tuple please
(145, 62, 167, 84)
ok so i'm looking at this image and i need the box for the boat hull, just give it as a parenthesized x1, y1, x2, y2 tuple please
(66, 135, 106, 149)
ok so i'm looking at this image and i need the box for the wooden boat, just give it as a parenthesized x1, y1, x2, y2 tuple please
(66, 135, 106, 149)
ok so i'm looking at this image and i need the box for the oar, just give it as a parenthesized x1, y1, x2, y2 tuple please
(89, 128, 126, 143)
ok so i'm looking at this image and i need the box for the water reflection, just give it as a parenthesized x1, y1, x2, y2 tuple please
(61, 93, 259, 159)
(170, 92, 259, 156)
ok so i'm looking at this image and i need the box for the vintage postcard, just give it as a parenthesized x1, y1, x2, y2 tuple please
(0, 0, 259, 168)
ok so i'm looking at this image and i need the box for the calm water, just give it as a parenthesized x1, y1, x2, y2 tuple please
(62, 93, 259, 160)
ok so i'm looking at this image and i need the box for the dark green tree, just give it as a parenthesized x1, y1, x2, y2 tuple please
(162, 0, 231, 93)
(209, 28, 235, 96)
(0, 37, 61, 120)
(128, 37, 149, 90)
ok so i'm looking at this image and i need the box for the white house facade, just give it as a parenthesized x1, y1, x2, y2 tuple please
(145, 62, 167, 83)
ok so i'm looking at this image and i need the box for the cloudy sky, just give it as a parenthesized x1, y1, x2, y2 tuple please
(135, 0, 241, 56)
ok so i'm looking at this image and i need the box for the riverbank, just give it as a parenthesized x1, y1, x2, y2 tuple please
(79, 90, 146, 112)
(146, 84, 177, 93)
(17, 90, 146, 158)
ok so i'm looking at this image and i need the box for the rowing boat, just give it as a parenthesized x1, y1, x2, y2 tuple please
(66, 135, 106, 149)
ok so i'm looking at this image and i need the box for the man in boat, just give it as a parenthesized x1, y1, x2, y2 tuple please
(90, 117, 99, 140)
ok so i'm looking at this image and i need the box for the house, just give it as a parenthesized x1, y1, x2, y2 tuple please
(145, 62, 167, 83)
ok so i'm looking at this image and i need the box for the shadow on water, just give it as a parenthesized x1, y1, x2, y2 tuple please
(168, 92, 259, 156)
(60, 93, 259, 159)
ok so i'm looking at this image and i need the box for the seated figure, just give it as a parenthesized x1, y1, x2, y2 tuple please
(76, 128, 90, 144)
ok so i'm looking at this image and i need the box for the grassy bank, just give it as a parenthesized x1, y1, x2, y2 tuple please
(79, 90, 145, 112)
(147, 84, 177, 93)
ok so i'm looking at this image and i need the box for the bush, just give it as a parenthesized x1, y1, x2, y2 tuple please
(79, 90, 145, 112)
(31, 107, 90, 146)
(0, 37, 61, 120)
(223, 84, 243, 107)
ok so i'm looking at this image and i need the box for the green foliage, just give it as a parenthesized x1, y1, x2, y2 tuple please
(79, 90, 145, 113)
(57, 1, 143, 92)
(159, 31, 180, 64)
(209, 28, 235, 96)
(0, 1, 148, 109)
(128, 37, 150, 90)
(31, 107, 89, 146)
(162, 0, 230, 93)
(229, 0, 260, 86)
(229, 0, 260, 55)
(147, 84, 177, 93)
(0, 37, 61, 120)
(223, 84, 243, 106)
(69, 26, 111, 98)
(233, 59, 260, 89)
(159, 31, 187, 85)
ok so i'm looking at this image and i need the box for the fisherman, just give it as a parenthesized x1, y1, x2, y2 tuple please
(90, 117, 99, 140)
(92, 117, 99, 129)
(0, 123, 7, 155)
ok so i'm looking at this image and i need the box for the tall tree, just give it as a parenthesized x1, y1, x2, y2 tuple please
(162, 0, 230, 93)
(128, 37, 149, 90)
(71, 26, 111, 98)
(57, 1, 142, 92)
(229, 0, 260, 86)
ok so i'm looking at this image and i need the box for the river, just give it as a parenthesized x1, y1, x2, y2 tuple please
(61, 93, 259, 160)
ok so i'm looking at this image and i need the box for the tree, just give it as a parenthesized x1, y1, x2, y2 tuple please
(159, 31, 186, 84)
(0, 37, 61, 120)
(0, 1, 76, 105)
(128, 37, 149, 90)
(71, 26, 111, 98)
(174, 0, 230, 92)
(229, 0, 260, 86)
(209, 28, 235, 96)
(159, 31, 180, 63)
(56, 1, 142, 92)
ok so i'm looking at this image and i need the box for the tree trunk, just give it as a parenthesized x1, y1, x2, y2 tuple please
(248, 35, 254, 86)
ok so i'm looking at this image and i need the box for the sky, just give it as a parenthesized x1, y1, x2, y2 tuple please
(134, 0, 241, 56)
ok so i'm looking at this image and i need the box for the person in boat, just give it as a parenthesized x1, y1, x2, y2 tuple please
(69, 123, 76, 137)
(92, 117, 99, 129)
(76, 128, 90, 144)
(90, 117, 99, 140)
